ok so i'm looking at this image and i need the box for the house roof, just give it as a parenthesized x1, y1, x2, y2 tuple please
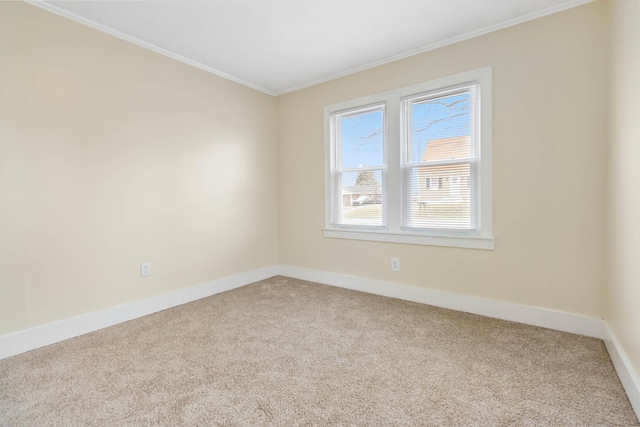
(422, 136, 472, 162)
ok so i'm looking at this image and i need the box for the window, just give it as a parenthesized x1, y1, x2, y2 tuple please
(324, 67, 493, 249)
(402, 85, 476, 230)
(329, 104, 386, 227)
(425, 177, 443, 190)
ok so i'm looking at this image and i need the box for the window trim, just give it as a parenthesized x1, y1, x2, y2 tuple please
(323, 67, 493, 250)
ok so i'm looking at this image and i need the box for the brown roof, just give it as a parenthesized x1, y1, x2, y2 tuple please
(421, 136, 471, 162)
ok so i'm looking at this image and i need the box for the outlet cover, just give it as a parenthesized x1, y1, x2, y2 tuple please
(391, 257, 400, 272)
(140, 262, 151, 277)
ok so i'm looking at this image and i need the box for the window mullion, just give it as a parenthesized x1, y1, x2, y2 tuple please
(386, 97, 401, 233)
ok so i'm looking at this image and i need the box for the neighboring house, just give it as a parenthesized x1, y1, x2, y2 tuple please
(342, 185, 381, 206)
(417, 136, 471, 203)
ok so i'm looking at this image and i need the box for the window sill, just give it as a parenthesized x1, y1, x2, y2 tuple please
(323, 228, 494, 250)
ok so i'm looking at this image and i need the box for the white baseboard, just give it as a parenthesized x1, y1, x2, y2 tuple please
(279, 264, 605, 339)
(3, 263, 636, 418)
(0, 265, 279, 360)
(0, 263, 607, 358)
(603, 323, 640, 420)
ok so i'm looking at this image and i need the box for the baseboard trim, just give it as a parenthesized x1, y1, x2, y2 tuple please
(0, 264, 607, 359)
(0, 265, 279, 360)
(3, 263, 634, 416)
(279, 265, 605, 339)
(603, 323, 640, 420)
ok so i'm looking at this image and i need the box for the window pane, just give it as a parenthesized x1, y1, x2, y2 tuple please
(340, 109, 384, 169)
(339, 169, 383, 226)
(407, 163, 474, 229)
(409, 92, 474, 163)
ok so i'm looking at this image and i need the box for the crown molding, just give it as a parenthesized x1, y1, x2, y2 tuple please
(25, 0, 593, 97)
(275, 0, 594, 96)
(24, 0, 277, 96)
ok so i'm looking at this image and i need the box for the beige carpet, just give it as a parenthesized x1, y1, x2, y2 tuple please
(0, 276, 637, 426)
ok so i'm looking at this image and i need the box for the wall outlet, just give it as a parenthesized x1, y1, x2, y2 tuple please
(140, 262, 151, 277)
(391, 257, 400, 272)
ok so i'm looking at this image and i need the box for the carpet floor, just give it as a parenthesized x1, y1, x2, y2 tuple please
(1, 276, 638, 426)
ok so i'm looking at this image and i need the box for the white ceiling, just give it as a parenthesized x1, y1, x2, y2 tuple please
(33, 0, 591, 96)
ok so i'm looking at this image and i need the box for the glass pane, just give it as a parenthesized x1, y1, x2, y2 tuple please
(407, 164, 473, 229)
(410, 92, 473, 163)
(340, 109, 384, 169)
(340, 169, 383, 226)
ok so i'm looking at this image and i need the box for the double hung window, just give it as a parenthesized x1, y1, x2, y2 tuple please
(329, 104, 386, 227)
(324, 67, 493, 249)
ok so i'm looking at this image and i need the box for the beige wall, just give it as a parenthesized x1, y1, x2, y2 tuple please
(0, 0, 627, 343)
(278, 1, 609, 317)
(0, 2, 279, 335)
(607, 0, 640, 387)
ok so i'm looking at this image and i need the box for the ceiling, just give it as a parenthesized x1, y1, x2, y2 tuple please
(32, 0, 592, 96)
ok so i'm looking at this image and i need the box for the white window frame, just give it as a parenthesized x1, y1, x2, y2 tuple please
(329, 103, 387, 229)
(323, 67, 493, 250)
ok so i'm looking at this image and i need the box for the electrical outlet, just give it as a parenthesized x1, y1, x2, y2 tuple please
(391, 257, 400, 272)
(140, 262, 151, 277)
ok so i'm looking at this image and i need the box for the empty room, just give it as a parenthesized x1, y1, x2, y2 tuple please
(1, 0, 639, 425)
